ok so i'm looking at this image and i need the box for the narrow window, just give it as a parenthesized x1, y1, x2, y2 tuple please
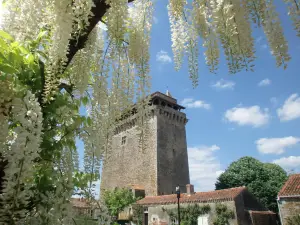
(121, 136, 126, 145)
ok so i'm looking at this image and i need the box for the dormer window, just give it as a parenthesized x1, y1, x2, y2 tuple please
(121, 136, 126, 145)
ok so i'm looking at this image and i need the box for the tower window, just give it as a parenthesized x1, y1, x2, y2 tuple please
(121, 136, 127, 145)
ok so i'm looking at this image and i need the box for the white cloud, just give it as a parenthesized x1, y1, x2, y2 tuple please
(216, 170, 225, 176)
(273, 156, 300, 170)
(256, 136, 300, 154)
(188, 145, 221, 191)
(224, 106, 270, 127)
(277, 93, 300, 121)
(153, 16, 158, 24)
(211, 79, 235, 90)
(156, 50, 172, 64)
(181, 98, 211, 109)
(258, 78, 271, 87)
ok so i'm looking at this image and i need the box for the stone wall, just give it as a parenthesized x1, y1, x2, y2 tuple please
(278, 198, 300, 225)
(146, 201, 237, 225)
(100, 109, 158, 196)
(156, 105, 190, 195)
(100, 104, 190, 197)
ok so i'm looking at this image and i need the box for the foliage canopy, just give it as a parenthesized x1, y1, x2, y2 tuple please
(103, 188, 138, 217)
(215, 156, 287, 212)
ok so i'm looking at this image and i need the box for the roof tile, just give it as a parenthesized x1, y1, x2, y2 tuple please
(137, 187, 246, 206)
(71, 198, 90, 208)
(278, 174, 300, 197)
(249, 210, 277, 225)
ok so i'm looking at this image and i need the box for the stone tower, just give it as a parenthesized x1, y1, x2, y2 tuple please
(100, 91, 190, 196)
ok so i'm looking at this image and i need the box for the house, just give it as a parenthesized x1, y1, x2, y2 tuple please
(277, 173, 300, 225)
(71, 198, 93, 216)
(71, 198, 102, 220)
(136, 184, 277, 225)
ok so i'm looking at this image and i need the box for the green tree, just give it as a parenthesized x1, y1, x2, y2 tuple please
(130, 204, 144, 225)
(167, 204, 211, 225)
(215, 157, 287, 212)
(103, 188, 138, 218)
(213, 203, 235, 225)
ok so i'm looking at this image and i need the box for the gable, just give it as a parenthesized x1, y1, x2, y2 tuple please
(240, 189, 266, 210)
(278, 174, 300, 198)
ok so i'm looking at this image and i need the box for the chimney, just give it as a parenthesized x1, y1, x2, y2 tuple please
(186, 184, 194, 195)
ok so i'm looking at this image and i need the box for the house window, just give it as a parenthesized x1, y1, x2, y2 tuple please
(121, 136, 126, 145)
(198, 215, 209, 225)
(171, 218, 178, 225)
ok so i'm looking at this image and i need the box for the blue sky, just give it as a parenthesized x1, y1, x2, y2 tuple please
(76, 0, 300, 195)
(148, 0, 300, 191)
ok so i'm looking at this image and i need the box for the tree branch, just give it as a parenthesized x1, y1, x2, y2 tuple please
(65, 0, 135, 70)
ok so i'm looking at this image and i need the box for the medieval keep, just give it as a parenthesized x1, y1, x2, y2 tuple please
(100, 91, 190, 196)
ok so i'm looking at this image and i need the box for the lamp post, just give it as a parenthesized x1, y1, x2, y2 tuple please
(176, 186, 181, 225)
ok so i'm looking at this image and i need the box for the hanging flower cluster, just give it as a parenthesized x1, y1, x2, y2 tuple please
(0, 91, 43, 223)
(168, 0, 294, 85)
(284, 0, 300, 37)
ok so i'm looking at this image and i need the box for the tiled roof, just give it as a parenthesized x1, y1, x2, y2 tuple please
(71, 198, 91, 208)
(136, 187, 246, 206)
(130, 184, 145, 190)
(248, 210, 277, 225)
(278, 174, 300, 197)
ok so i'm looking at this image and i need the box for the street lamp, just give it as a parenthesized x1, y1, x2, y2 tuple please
(176, 186, 181, 225)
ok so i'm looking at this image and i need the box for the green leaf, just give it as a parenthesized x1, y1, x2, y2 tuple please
(0, 37, 9, 49)
(19, 46, 29, 54)
(0, 30, 14, 41)
(37, 30, 48, 41)
(0, 64, 18, 74)
(81, 96, 89, 106)
(87, 117, 92, 126)
(36, 50, 48, 59)
(25, 53, 35, 65)
(0, 52, 8, 62)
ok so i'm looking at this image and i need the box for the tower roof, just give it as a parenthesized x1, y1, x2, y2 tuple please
(150, 91, 185, 110)
(166, 90, 172, 97)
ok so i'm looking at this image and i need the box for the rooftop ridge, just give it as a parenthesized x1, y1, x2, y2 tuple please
(278, 173, 300, 197)
(137, 186, 247, 205)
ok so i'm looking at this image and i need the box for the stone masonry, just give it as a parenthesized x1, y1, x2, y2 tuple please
(100, 92, 190, 196)
(278, 198, 300, 225)
(277, 173, 300, 225)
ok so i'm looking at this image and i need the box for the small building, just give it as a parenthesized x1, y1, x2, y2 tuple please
(71, 198, 93, 216)
(71, 198, 102, 220)
(277, 173, 300, 225)
(136, 185, 277, 225)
